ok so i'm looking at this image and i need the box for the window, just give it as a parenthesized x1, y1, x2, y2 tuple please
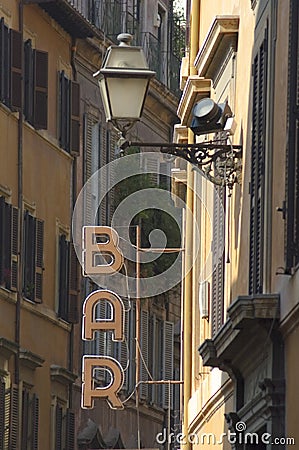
(0, 18, 22, 110)
(58, 71, 80, 155)
(0, 197, 18, 291)
(249, 25, 268, 293)
(24, 39, 48, 129)
(23, 211, 44, 302)
(54, 403, 74, 450)
(57, 235, 79, 323)
(285, 0, 299, 271)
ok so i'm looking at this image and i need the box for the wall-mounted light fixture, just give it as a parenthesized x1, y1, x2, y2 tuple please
(94, 34, 242, 190)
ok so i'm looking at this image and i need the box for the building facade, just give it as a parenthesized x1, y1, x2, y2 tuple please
(177, 0, 298, 448)
(0, 0, 183, 448)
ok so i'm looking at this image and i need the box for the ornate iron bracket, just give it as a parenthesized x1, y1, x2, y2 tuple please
(119, 139, 243, 191)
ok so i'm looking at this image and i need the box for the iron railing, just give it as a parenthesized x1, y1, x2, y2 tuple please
(67, 0, 185, 97)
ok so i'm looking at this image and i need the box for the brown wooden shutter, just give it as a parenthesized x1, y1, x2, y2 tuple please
(31, 394, 39, 450)
(70, 81, 80, 156)
(9, 385, 19, 450)
(58, 235, 69, 320)
(55, 405, 63, 450)
(33, 50, 48, 130)
(21, 390, 29, 449)
(59, 71, 70, 151)
(0, 380, 5, 449)
(10, 29, 22, 110)
(35, 219, 44, 303)
(10, 206, 18, 291)
(65, 409, 75, 450)
(249, 27, 268, 294)
(0, 19, 10, 106)
(68, 243, 79, 324)
(24, 39, 34, 123)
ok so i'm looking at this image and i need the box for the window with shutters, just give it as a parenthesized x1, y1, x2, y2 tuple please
(21, 389, 39, 450)
(249, 25, 268, 294)
(285, 0, 299, 272)
(58, 71, 80, 155)
(54, 402, 74, 450)
(0, 18, 22, 110)
(57, 234, 79, 323)
(0, 197, 18, 291)
(23, 211, 44, 303)
(211, 186, 225, 337)
(24, 39, 48, 129)
(148, 315, 174, 408)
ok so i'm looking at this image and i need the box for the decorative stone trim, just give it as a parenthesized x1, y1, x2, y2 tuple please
(0, 337, 18, 359)
(50, 365, 77, 385)
(19, 349, 44, 370)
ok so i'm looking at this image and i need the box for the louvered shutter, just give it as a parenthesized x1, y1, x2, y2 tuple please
(59, 71, 70, 151)
(99, 128, 108, 226)
(128, 303, 136, 393)
(140, 309, 149, 399)
(108, 130, 118, 225)
(286, 0, 299, 270)
(35, 219, 44, 303)
(211, 186, 225, 337)
(0, 20, 10, 106)
(4, 388, 10, 449)
(120, 303, 129, 391)
(68, 243, 79, 323)
(70, 81, 80, 156)
(146, 155, 158, 185)
(31, 394, 39, 450)
(0, 197, 4, 285)
(148, 315, 156, 404)
(21, 390, 29, 449)
(0, 380, 5, 450)
(58, 234, 69, 320)
(24, 212, 36, 301)
(33, 50, 48, 129)
(55, 405, 63, 450)
(0, 198, 11, 289)
(84, 114, 93, 224)
(249, 27, 268, 294)
(10, 29, 22, 109)
(9, 385, 19, 450)
(162, 321, 174, 409)
(24, 39, 34, 123)
(65, 409, 75, 450)
(10, 206, 18, 291)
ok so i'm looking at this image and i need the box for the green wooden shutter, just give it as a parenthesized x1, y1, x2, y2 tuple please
(59, 71, 70, 151)
(33, 50, 48, 130)
(35, 219, 44, 303)
(162, 321, 174, 409)
(10, 28, 22, 110)
(140, 309, 149, 399)
(249, 27, 268, 294)
(286, 0, 299, 270)
(70, 81, 80, 156)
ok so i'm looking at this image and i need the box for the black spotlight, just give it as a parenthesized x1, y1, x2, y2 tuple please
(190, 98, 232, 135)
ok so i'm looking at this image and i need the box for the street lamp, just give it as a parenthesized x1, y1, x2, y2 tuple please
(94, 34, 242, 190)
(93, 33, 155, 137)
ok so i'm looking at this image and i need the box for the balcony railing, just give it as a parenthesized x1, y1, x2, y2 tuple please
(66, 0, 183, 96)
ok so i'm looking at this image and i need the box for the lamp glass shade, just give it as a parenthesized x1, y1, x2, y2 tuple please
(102, 76, 150, 120)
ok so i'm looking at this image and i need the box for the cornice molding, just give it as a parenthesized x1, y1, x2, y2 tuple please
(177, 76, 211, 126)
